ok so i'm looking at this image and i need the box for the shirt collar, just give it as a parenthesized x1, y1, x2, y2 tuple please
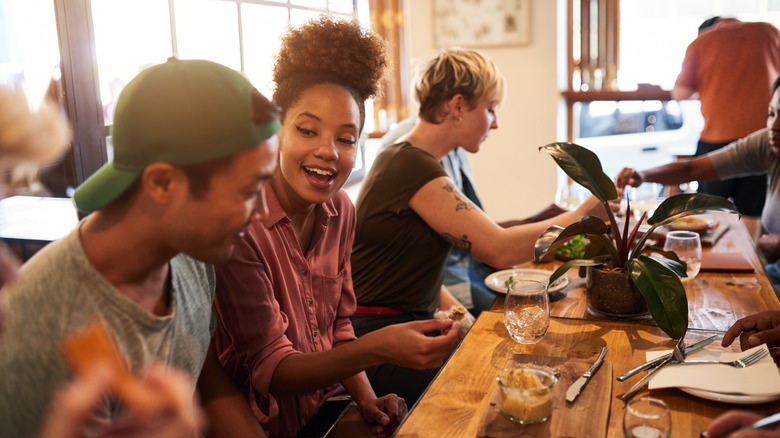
(261, 184, 339, 228)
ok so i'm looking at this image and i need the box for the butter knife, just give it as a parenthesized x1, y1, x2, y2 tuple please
(617, 335, 717, 382)
(566, 346, 608, 402)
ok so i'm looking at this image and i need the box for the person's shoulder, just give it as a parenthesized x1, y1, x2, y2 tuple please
(13, 229, 84, 287)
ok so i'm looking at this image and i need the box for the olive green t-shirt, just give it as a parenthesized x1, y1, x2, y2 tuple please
(351, 142, 450, 313)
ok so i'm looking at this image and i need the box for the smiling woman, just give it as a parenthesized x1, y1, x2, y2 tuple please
(209, 16, 460, 438)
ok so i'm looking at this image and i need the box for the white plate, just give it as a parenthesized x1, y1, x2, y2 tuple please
(484, 268, 569, 294)
(680, 387, 780, 405)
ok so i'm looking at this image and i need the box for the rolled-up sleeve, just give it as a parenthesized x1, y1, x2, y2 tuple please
(212, 237, 300, 398)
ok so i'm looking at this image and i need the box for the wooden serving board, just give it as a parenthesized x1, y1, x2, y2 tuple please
(477, 354, 612, 438)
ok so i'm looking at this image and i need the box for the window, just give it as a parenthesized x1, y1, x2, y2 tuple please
(564, 0, 780, 141)
(51, 0, 398, 195)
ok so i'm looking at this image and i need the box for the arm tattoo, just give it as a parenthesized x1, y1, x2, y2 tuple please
(442, 182, 474, 212)
(441, 233, 472, 252)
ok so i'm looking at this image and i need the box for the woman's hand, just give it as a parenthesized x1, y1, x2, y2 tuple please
(369, 319, 460, 369)
(358, 394, 407, 438)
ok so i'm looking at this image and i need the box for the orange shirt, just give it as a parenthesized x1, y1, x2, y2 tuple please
(675, 19, 780, 143)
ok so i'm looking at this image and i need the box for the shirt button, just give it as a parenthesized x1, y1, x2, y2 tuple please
(302, 269, 309, 276)
(308, 299, 314, 306)
(313, 331, 318, 337)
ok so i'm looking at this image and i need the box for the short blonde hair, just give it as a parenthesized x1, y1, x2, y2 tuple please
(415, 48, 506, 124)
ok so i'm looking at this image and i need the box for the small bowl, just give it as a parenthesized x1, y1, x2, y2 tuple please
(496, 367, 557, 424)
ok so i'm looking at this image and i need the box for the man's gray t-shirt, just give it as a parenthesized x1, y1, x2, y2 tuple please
(708, 128, 780, 233)
(0, 228, 215, 438)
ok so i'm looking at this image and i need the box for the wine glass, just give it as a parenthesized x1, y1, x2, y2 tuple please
(623, 397, 671, 438)
(504, 280, 550, 344)
(630, 183, 666, 221)
(663, 230, 702, 281)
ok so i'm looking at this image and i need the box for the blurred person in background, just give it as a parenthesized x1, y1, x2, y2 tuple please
(0, 84, 70, 325)
(671, 16, 780, 241)
(617, 76, 780, 291)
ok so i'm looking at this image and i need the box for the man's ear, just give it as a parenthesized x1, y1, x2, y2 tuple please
(140, 162, 184, 205)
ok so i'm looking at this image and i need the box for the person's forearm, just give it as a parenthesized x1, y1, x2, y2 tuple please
(438, 286, 462, 311)
(198, 341, 267, 438)
(639, 157, 718, 186)
(341, 372, 376, 409)
(270, 338, 383, 394)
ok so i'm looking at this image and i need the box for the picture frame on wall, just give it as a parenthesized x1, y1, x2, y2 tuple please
(434, 0, 531, 47)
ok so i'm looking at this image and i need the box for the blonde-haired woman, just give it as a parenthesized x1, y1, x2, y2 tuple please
(351, 48, 606, 403)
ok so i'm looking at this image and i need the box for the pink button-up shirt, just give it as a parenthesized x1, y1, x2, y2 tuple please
(212, 185, 357, 437)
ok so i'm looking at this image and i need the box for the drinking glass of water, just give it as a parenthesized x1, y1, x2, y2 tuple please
(504, 280, 550, 344)
(663, 230, 702, 281)
(623, 397, 671, 438)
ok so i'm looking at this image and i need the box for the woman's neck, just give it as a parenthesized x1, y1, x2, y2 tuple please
(405, 120, 458, 161)
(270, 173, 317, 251)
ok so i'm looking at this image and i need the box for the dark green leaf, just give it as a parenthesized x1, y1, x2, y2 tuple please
(539, 142, 618, 202)
(647, 193, 738, 226)
(627, 256, 689, 339)
(548, 256, 611, 284)
(639, 246, 684, 265)
(645, 254, 687, 278)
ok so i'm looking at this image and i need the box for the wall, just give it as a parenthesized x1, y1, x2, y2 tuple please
(406, 0, 560, 221)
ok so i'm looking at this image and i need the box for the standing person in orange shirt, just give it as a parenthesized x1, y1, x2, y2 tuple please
(672, 16, 780, 240)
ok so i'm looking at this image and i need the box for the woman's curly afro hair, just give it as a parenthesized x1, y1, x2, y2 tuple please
(272, 15, 389, 131)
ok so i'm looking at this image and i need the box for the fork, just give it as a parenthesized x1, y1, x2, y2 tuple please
(673, 349, 768, 368)
(618, 337, 686, 403)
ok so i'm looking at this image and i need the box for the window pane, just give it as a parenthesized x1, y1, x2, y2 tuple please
(329, 0, 355, 14)
(290, 8, 325, 26)
(242, 4, 289, 99)
(291, 0, 327, 9)
(92, 0, 172, 125)
(174, 0, 241, 72)
(0, 0, 61, 109)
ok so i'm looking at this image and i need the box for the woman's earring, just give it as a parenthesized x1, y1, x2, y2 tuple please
(453, 115, 463, 128)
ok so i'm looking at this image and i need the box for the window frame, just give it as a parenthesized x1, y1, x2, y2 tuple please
(53, 0, 395, 189)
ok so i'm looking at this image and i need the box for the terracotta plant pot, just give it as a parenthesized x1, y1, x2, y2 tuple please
(585, 266, 651, 320)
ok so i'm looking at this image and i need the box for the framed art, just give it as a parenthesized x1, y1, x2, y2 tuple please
(434, 0, 531, 47)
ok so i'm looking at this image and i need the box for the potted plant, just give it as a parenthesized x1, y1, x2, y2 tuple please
(534, 142, 738, 340)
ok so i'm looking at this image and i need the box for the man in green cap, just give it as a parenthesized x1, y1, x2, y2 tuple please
(0, 58, 279, 438)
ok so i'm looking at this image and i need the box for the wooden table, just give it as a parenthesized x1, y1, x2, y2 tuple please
(394, 213, 780, 437)
(394, 314, 780, 438)
(528, 213, 780, 331)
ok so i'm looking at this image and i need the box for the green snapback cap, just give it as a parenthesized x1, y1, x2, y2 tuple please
(73, 58, 280, 213)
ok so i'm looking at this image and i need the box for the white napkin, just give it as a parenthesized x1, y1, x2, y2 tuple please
(645, 344, 780, 396)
